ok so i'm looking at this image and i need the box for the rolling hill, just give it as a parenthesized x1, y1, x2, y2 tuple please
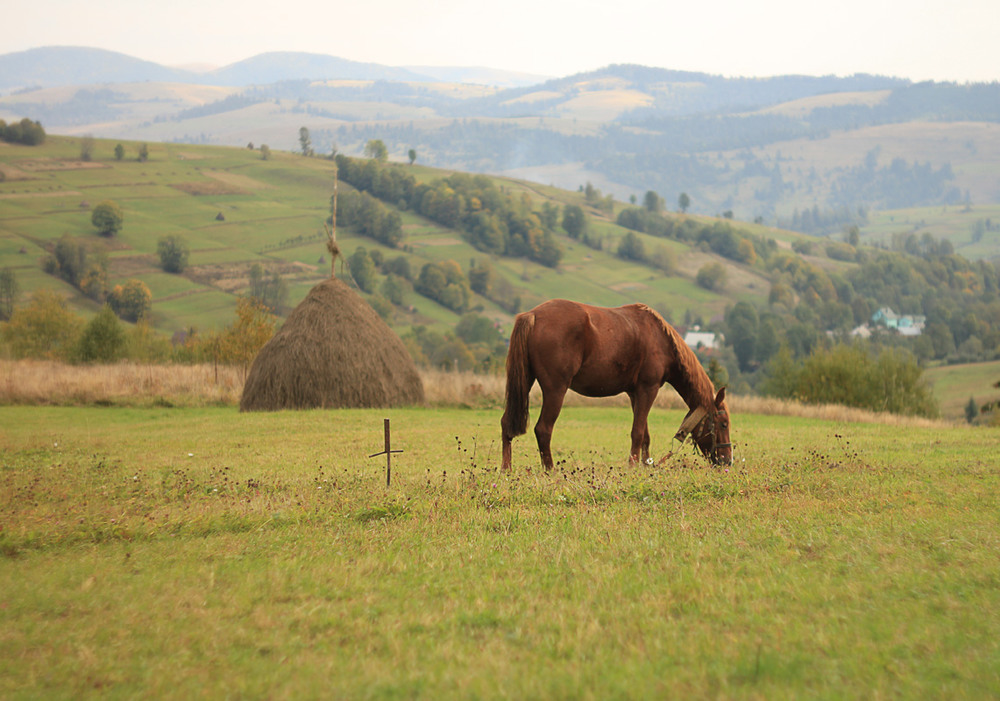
(0, 135, 755, 331)
(3, 134, 1000, 418)
(2, 49, 998, 258)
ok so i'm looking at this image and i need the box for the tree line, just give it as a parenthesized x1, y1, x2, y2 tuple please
(0, 117, 46, 146)
(334, 154, 563, 267)
(1, 290, 275, 372)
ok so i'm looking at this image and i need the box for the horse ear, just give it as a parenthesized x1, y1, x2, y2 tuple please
(675, 406, 707, 442)
(715, 386, 727, 407)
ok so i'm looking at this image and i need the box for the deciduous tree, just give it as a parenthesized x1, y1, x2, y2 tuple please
(1, 289, 82, 360)
(696, 262, 726, 291)
(0, 267, 20, 321)
(365, 139, 388, 162)
(348, 247, 377, 293)
(157, 235, 190, 273)
(73, 305, 126, 363)
(107, 279, 152, 322)
(80, 136, 95, 162)
(562, 204, 587, 240)
(91, 200, 124, 237)
(643, 190, 663, 213)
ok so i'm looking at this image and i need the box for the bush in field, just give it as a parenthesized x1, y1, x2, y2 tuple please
(348, 248, 377, 293)
(763, 342, 938, 418)
(43, 236, 109, 302)
(126, 320, 173, 363)
(415, 261, 471, 313)
(380, 274, 407, 305)
(696, 262, 727, 291)
(91, 200, 124, 237)
(215, 298, 277, 375)
(44, 235, 87, 288)
(157, 235, 190, 273)
(0, 267, 19, 321)
(107, 279, 151, 322)
(1, 290, 82, 360)
(72, 305, 126, 363)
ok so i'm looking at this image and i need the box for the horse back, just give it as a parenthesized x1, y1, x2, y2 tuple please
(527, 300, 669, 396)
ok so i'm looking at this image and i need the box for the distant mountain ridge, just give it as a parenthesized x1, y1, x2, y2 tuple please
(3, 46, 997, 228)
(0, 46, 191, 90)
(202, 51, 434, 86)
(0, 46, 548, 91)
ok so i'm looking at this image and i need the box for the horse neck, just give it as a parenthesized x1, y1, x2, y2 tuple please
(662, 326, 716, 411)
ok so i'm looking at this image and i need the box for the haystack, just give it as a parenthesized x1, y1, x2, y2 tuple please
(240, 277, 424, 410)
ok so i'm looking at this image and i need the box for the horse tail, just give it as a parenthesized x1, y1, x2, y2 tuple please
(501, 312, 535, 439)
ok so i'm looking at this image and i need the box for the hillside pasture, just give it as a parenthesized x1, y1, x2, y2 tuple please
(925, 359, 1000, 419)
(864, 203, 1000, 261)
(0, 136, 801, 341)
(0, 402, 997, 698)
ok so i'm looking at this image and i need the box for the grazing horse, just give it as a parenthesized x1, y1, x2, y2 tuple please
(500, 299, 732, 470)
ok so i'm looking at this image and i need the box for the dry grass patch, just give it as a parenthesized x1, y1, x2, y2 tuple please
(0, 360, 957, 429)
(0, 360, 243, 407)
(13, 159, 109, 172)
(4, 358, 945, 430)
(203, 170, 273, 192)
(171, 181, 246, 196)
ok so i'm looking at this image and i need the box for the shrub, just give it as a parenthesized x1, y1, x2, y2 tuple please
(157, 235, 190, 273)
(91, 200, 124, 237)
(72, 305, 126, 364)
(1, 290, 82, 360)
(696, 262, 727, 291)
(107, 279, 152, 322)
(763, 343, 938, 418)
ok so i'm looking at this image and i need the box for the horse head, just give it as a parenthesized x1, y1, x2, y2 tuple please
(674, 387, 732, 465)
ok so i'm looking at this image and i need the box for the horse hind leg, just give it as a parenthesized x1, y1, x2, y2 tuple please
(534, 386, 568, 471)
(501, 427, 515, 471)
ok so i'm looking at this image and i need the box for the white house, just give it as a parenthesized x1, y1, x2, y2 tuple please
(684, 331, 721, 351)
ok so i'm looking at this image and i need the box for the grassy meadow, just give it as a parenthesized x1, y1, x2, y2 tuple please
(1, 367, 999, 698)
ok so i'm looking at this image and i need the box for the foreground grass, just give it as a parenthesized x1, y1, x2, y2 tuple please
(1, 405, 998, 698)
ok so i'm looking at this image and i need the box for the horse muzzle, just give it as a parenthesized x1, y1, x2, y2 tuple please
(711, 442, 733, 466)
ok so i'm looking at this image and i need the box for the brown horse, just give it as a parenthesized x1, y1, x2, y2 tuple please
(501, 299, 732, 470)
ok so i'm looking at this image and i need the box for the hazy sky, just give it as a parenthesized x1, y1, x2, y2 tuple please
(4, 0, 997, 82)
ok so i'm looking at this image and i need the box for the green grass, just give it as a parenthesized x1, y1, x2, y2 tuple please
(1, 405, 998, 698)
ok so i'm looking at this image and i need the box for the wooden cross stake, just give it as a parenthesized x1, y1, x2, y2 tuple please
(368, 418, 403, 487)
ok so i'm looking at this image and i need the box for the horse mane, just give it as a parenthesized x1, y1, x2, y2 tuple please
(635, 304, 717, 409)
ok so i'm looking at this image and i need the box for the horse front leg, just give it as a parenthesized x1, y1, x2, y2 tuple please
(628, 387, 656, 465)
(534, 386, 567, 471)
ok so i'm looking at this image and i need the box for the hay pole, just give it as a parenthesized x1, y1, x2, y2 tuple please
(325, 165, 340, 277)
(369, 418, 403, 487)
